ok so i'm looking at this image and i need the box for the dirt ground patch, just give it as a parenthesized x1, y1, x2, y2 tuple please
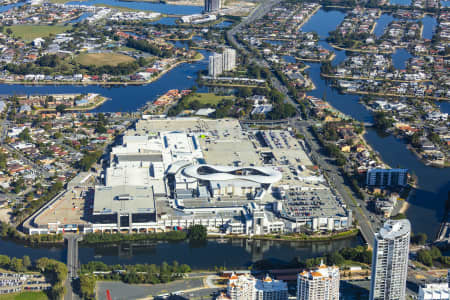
(0, 208, 12, 223)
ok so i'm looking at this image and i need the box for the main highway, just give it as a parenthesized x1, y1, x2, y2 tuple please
(65, 234, 82, 300)
(227, 0, 376, 247)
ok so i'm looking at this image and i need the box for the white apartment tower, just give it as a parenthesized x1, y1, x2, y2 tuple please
(297, 262, 340, 300)
(255, 275, 288, 300)
(228, 273, 256, 300)
(370, 219, 411, 300)
(223, 48, 236, 72)
(227, 273, 288, 300)
(204, 0, 220, 12)
(208, 53, 223, 77)
(208, 48, 236, 77)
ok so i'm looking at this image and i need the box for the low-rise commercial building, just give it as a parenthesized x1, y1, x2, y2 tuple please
(419, 283, 450, 300)
(24, 118, 353, 235)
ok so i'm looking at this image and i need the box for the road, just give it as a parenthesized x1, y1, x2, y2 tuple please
(294, 120, 376, 247)
(65, 234, 82, 300)
(227, 0, 282, 54)
(227, 0, 376, 246)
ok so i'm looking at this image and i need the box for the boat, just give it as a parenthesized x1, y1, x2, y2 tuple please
(187, 75, 192, 79)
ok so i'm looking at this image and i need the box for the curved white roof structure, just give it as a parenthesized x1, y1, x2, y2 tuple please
(182, 164, 282, 184)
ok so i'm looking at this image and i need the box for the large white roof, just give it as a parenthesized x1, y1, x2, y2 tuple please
(183, 164, 282, 184)
(93, 185, 155, 215)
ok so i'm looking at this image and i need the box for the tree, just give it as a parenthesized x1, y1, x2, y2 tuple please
(391, 213, 406, 220)
(411, 232, 427, 245)
(159, 261, 171, 283)
(327, 251, 344, 266)
(35, 257, 50, 272)
(10, 257, 24, 272)
(76, 150, 102, 171)
(188, 225, 207, 241)
(0, 153, 7, 170)
(238, 87, 252, 98)
(78, 274, 96, 300)
(13, 178, 25, 194)
(25, 192, 34, 203)
(417, 249, 433, 266)
(429, 246, 442, 260)
(0, 255, 10, 268)
(373, 112, 394, 131)
(22, 255, 31, 269)
(18, 128, 31, 142)
(56, 104, 66, 113)
(53, 131, 63, 139)
(179, 264, 191, 273)
(95, 123, 107, 134)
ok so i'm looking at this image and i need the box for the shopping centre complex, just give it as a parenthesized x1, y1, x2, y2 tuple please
(24, 117, 352, 235)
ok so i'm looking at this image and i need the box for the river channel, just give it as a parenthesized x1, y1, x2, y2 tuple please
(300, 8, 450, 238)
(0, 237, 362, 268)
(0, 3, 447, 262)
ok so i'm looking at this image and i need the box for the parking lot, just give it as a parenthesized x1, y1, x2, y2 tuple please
(95, 277, 221, 300)
(33, 186, 91, 229)
(0, 272, 50, 295)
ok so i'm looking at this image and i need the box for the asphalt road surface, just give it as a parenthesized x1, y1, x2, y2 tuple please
(65, 234, 81, 300)
(227, 0, 376, 246)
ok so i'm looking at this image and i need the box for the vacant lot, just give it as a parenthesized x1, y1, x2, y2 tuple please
(7, 25, 72, 41)
(0, 291, 48, 300)
(74, 53, 135, 67)
(96, 278, 207, 300)
(184, 93, 234, 106)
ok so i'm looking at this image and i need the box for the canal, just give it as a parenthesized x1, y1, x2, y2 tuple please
(66, 0, 202, 15)
(300, 8, 448, 238)
(0, 4, 446, 263)
(0, 237, 362, 268)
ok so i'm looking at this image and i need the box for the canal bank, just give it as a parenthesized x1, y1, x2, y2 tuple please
(0, 236, 362, 269)
(66, 0, 202, 15)
(300, 8, 447, 238)
(0, 49, 210, 113)
(0, 5, 445, 258)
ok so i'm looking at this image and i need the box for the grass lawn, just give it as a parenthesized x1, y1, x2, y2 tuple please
(7, 25, 72, 41)
(74, 53, 135, 67)
(184, 93, 234, 106)
(0, 291, 48, 300)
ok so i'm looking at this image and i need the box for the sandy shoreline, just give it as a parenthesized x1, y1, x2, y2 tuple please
(399, 200, 410, 214)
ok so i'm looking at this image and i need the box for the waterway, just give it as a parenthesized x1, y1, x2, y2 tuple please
(0, 6, 446, 264)
(214, 21, 233, 28)
(0, 1, 24, 12)
(392, 48, 412, 70)
(66, 0, 202, 15)
(374, 13, 394, 38)
(0, 237, 362, 268)
(0, 50, 209, 112)
(67, 12, 93, 24)
(301, 9, 449, 238)
(421, 15, 437, 40)
(150, 16, 178, 25)
(389, 0, 412, 5)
